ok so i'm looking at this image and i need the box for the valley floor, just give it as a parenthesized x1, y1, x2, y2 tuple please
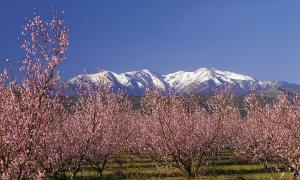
(50, 151, 293, 180)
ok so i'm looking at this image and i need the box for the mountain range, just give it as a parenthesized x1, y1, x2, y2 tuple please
(67, 68, 300, 96)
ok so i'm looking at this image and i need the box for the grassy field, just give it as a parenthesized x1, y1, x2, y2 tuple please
(58, 151, 294, 180)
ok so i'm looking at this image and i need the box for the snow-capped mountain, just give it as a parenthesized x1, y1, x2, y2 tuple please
(67, 68, 300, 96)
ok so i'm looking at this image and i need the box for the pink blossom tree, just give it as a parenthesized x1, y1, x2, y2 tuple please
(233, 94, 277, 168)
(266, 93, 300, 178)
(63, 79, 136, 178)
(234, 93, 300, 178)
(0, 6, 69, 179)
(139, 91, 240, 177)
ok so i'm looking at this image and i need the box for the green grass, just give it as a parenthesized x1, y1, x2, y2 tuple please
(59, 151, 293, 179)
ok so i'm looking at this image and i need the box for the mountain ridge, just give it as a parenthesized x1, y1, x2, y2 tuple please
(67, 68, 300, 96)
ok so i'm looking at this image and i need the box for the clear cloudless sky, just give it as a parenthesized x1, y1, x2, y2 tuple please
(0, 0, 300, 83)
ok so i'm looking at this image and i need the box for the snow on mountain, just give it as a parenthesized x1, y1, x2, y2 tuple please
(68, 69, 168, 95)
(67, 68, 300, 96)
(163, 68, 256, 93)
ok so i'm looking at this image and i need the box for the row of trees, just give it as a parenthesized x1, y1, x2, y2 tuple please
(1, 7, 300, 180)
(234, 93, 300, 178)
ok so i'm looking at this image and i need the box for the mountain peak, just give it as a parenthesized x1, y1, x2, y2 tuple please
(195, 67, 212, 72)
(141, 69, 151, 73)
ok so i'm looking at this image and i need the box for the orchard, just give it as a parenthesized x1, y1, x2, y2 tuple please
(1, 7, 300, 180)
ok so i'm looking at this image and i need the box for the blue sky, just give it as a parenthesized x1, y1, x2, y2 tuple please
(0, 1, 300, 83)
